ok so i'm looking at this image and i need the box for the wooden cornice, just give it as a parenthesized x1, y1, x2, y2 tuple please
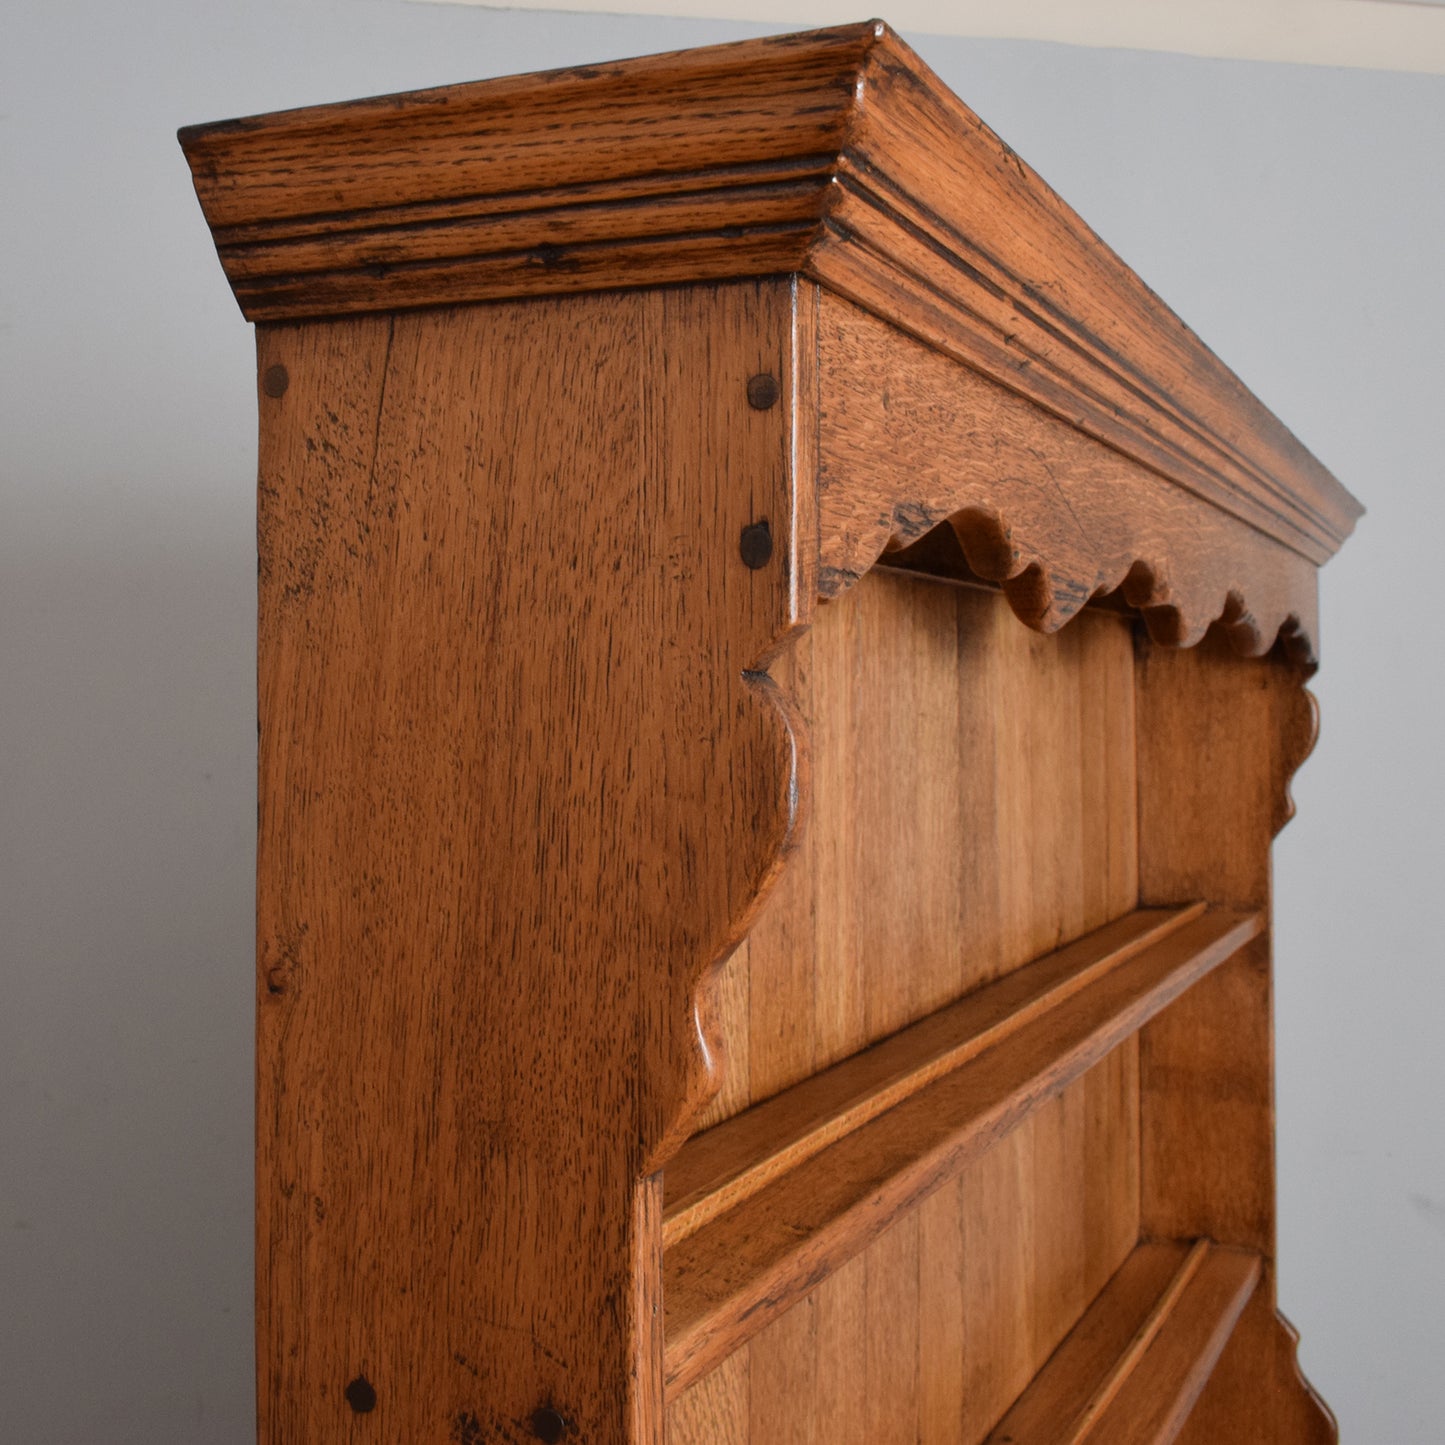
(180, 20, 1361, 570)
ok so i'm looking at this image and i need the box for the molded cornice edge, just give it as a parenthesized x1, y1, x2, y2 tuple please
(180, 20, 1361, 570)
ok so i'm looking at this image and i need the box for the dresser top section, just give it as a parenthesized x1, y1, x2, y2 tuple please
(180, 20, 1360, 564)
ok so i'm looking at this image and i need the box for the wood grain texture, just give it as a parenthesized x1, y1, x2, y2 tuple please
(180, 24, 1361, 572)
(665, 1349, 750, 1444)
(1134, 628, 1335, 1441)
(1175, 1286, 1338, 1445)
(662, 907, 1260, 1398)
(179, 27, 1360, 1430)
(663, 906, 1201, 1247)
(984, 1240, 1261, 1445)
(253, 281, 809, 1444)
(666, 1054, 1140, 1445)
(671, 576, 1143, 1436)
(950, 1046, 1141, 1445)
(817, 293, 1324, 663)
(698, 574, 1142, 1132)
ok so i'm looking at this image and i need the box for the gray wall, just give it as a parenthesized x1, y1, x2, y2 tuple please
(3, 2, 1441, 1440)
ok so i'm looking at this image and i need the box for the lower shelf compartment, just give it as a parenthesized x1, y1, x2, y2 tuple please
(985, 1239, 1262, 1445)
(662, 904, 1261, 1398)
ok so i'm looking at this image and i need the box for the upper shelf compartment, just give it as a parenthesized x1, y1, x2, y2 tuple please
(179, 22, 1359, 574)
(662, 903, 1262, 1398)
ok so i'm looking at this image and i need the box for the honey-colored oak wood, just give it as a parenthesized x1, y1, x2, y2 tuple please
(664, 905, 1204, 1247)
(1135, 630, 1337, 1442)
(816, 294, 1324, 663)
(181, 22, 1359, 1444)
(698, 573, 1143, 1135)
(252, 282, 808, 1443)
(985, 1240, 1262, 1445)
(665, 579, 1145, 1442)
(663, 906, 1260, 1398)
(180, 23, 1360, 573)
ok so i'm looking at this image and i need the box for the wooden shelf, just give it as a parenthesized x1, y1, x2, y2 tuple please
(662, 905, 1262, 1397)
(984, 1239, 1262, 1444)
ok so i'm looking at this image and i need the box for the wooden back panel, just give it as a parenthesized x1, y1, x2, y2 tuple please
(670, 577, 1142, 1440)
(664, 582, 1331, 1443)
(699, 571, 1139, 1121)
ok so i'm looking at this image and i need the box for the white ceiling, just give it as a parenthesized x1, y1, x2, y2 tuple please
(416, 0, 1445, 74)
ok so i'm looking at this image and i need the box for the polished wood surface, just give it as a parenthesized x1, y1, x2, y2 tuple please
(984, 1240, 1262, 1445)
(816, 294, 1324, 663)
(669, 1053, 1144, 1445)
(1136, 630, 1336, 1442)
(181, 25, 1360, 1443)
(253, 282, 808, 1443)
(664, 580, 1148, 1439)
(664, 906, 1205, 1247)
(699, 575, 1142, 1129)
(180, 23, 1360, 572)
(663, 904, 1258, 1398)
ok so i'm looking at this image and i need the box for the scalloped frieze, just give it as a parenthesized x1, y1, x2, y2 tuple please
(817, 292, 1322, 666)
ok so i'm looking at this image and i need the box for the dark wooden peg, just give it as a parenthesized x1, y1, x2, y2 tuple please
(343, 1375, 377, 1413)
(262, 364, 290, 398)
(739, 520, 774, 569)
(746, 372, 779, 410)
(530, 1405, 569, 1442)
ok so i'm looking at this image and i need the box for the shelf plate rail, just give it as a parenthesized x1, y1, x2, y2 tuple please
(983, 1238, 1262, 1445)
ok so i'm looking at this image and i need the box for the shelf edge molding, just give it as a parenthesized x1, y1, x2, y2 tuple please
(663, 904, 1205, 1249)
(661, 904, 1263, 1399)
(178, 21, 1361, 576)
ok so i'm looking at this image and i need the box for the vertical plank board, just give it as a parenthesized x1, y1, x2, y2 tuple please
(1084, 1037, 1142, 1289)
(1079, 618, 1140, 922)
(864, 1216, 921, 1444)
(866, 586, 971, 1042)
(949, 590, 1008, 995)
(1028, 1078, 1091, 1364)
(666, 1350, 750, 1445)
(810, 1253, 871, 1438)
(960, 1124, 1037, 1443)
(917, 1180, 968, 1444)
(808, 582, 871, 1069)
(995, 620, 1077, 964)
(747, 1296, 818, 1445)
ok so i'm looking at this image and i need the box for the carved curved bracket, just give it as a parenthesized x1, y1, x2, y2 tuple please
(661, 663, 809, 1169)
(1274, 1309, 1340, 1443)
(1274, 682, 1321, 838)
